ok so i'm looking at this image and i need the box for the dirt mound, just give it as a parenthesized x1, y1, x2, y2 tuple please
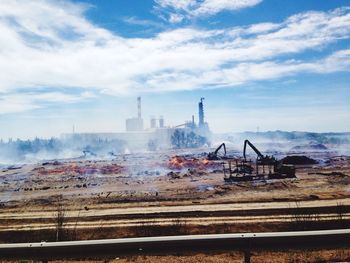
(281, 155, 318, 165)
(291, 143, 328, 151)
(325, 156, 350, 166)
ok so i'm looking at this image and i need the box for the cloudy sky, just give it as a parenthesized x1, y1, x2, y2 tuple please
(0, 0, 349, 139)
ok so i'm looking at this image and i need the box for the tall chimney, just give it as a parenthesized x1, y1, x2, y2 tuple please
(137, 96, 141, 119)
(198, 97, 204, 127)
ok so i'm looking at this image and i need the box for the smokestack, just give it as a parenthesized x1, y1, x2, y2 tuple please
(198, 97, 204, 127)
(159, 116, 164, 128)
(137, 96, 141, 119)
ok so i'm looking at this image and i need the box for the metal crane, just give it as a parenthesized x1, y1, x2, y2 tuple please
(83, 150, 97, 157)
(208, 143, 227, 160)
(242, 139, 295, 178)
(243, 140, 276, 165)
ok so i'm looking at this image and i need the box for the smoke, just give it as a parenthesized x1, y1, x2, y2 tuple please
(0, 136, 127, 164)
(212, 131, 350, 158)
(0, 131, 349, 165)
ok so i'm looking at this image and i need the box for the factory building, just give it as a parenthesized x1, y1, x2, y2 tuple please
(62, 97, 210, 151)
(126, 97, 144, 131)
(150, 116, 165, 130)
(150, 117, 157, 129)
(197, 97, 210, 137)
(159, 116, 164, 128)
(126, 118, 144, 132)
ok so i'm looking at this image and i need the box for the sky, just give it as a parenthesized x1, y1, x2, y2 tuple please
(0, 0, 349, 139)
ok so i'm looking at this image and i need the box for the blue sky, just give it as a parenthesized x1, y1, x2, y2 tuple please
(0, 0, 349, 139)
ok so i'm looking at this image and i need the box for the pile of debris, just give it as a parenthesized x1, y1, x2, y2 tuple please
(281, 155, 318, 165)
(37, 162, 124, 176)
(325, 156, 350, 166)
(309, 171, 347, 177)
(291, 143, 328, 151)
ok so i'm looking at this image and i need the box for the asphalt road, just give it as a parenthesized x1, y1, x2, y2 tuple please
(0, 229, 350, 260)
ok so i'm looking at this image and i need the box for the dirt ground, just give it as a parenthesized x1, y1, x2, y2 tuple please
(1, 150, 350, 209)
(3, 249, 350, 263)
(0, 148, 350, 244)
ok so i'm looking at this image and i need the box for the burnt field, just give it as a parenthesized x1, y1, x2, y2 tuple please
(0, 147, 350, 243)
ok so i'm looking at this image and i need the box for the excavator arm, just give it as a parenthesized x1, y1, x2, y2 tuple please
(208, 143, 226, 160)
(214, 143, 226, 156)
(243, 140, 263, 161)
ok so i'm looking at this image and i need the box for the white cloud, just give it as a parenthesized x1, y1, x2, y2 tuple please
(318, 49, 350, 72)
(137, 52, 350, 92)
(209, 105, 350, 133)
(0, 0, 349, 113)
(245, 22, 280, 34)
(155, 0, 196, 10)
(123, 16, 165, 28)
(169, 13, 185, 23)
(0, 94, 41, 114)
(31, 91, 95, 103)
(192, 0, 263, 16)
(0, 91, 95, 114)
(155, 0, 262, 22)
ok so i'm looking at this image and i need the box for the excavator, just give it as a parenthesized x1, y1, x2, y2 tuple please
(242, 139, 295, 178)
(82, 150, 97, 158)
(207, 143, 227, 160)
(243, 139, 277, 165)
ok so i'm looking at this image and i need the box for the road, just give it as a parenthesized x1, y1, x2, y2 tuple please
(1, 229, 350, 260)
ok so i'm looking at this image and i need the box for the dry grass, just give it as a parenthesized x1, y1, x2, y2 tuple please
(4, 249, 350, 263)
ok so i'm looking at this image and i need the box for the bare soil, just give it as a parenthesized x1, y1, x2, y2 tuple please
(0, 150, 350, 244)
(3, 249, 350, 263)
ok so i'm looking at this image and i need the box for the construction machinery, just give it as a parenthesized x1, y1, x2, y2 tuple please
(224, 140, 295, 182)
(243, 139, 277, 165)
(82, 150, 97, 158)
(208, 143, 227, 160)
(108, 151, 118, 157)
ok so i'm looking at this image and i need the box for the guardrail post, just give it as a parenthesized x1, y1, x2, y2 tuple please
(244, 250, 251, 263)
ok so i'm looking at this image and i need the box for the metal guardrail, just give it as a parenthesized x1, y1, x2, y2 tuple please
(0, 229, 349, 260)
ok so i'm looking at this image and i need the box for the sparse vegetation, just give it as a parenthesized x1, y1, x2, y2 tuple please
(171, 130, 207, 148)
(336, 202, 345, 221)
(55, 195, 66, 241)
(170, 218, 188, 235)
(290, 201, 321, 231)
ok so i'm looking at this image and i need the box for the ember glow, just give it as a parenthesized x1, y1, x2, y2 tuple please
(167, 156, 221, 171)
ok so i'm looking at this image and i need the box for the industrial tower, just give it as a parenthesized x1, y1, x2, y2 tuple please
(198, 97, 205, 128)
(126, 97, 144, 131)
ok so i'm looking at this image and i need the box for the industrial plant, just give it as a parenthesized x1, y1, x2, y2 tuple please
(62, 97, 211, 151)
(1, 97, 350, 263)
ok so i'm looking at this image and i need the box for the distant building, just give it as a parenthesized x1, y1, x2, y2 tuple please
(197, 98, 210, 137)
(126, 118, 144, 132)
(150, 116, 157, 129)
(199, 97, 205, 127)
(159, 116, 164, 128)
(126, 97, 143, 131)
(62, 96, 211, 151)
